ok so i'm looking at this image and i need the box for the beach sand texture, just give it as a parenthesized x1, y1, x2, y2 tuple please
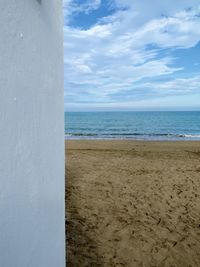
(66, 141, 200, 267)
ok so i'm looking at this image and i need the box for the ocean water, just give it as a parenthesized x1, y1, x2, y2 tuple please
(65, 111, 200, 140)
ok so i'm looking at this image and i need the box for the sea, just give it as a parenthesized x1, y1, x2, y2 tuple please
(65, 111, 200, 141)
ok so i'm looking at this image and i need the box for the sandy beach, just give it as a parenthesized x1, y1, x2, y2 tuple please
(66, 141, 200, 267)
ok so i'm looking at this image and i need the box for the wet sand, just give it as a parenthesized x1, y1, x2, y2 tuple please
(66, 141, 200, 267)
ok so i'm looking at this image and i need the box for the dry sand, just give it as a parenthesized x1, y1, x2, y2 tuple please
(66, 141, 200, 267)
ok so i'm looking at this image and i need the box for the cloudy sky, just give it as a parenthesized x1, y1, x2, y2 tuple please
(63, 0, 200, 111)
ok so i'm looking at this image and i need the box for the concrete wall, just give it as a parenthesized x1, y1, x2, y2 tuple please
(0, 1, 65, 266)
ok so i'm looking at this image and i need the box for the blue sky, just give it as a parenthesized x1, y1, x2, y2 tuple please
(63, 0, 200, 111)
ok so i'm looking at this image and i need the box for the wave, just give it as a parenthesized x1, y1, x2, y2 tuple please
(66, 133, 98, 137)
(65, 132, 200, 140)
(183, 134, 200, 138)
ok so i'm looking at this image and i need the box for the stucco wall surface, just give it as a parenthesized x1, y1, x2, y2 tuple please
(0, 1, 65, 266)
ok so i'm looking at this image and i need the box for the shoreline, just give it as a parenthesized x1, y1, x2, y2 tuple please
(66, 138, 200, 141)
(65, 136, 200, 141)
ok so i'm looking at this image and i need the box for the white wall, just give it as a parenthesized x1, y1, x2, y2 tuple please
(0, 1, 65, 266)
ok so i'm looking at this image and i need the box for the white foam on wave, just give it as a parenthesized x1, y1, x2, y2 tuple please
(183, 134, 200, 138)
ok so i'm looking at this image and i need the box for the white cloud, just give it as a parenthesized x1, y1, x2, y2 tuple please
(63, 1, 200, 108)
(148, 75, 200, 93)
(63, 0, 101, 15)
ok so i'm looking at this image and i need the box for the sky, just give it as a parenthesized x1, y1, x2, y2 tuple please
(63, 0, 200, 111)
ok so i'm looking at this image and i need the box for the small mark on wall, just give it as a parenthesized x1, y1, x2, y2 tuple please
(37, 0, 42, 4)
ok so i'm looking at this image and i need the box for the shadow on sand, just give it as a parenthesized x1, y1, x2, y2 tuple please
(66, 167, 103, 267)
